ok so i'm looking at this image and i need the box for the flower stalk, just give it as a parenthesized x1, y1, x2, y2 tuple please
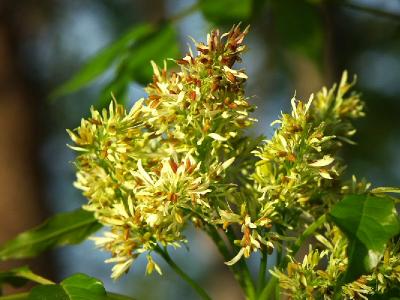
(257, 250, 268, 296)
(154, 246, 211, 300)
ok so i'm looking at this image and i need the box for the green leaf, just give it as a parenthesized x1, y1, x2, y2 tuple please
(107, 293, 136, 300)
(369, 287, 400, 299)
(200, 0, 252, 25)
(99, 23, 179, 106)
(28, 274, 105, 300)
(0, 270, 27, 290)
(329, 194, 400, 283)
(121, 23, 179, 85)
(0, 266, 53, 289)
(51, 23, 155, 99)
(0, 293, 29, 300)
(99, 75, 130, 108)
(271, 0, 323, 63)
(27, 274, 135, 300)
(0, 209, 101, 261)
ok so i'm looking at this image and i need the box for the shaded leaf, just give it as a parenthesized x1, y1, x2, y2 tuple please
(0, 266, 53, 289)
(0, 209, 101, 261)
(329, 194, 400, 283)
(0, 271, 27, 290)
(200, 0, 252, 25)
(271, 0, 323, 63)
(371, 296, 400, 300)
(51, 24, 155, 98)
(100, 23, 180, 106)
(122, 23, 179, 85)
(99, 74, 130, 108)
(369, 287, 400, 299)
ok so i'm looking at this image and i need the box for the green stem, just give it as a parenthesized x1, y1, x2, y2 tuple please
(169, 2, 200, 22)
(155, 246, 212, 300)
(258, 214, 327, 300)
(207, 226, 256, 300)
(257, 250, 267, 295)
(237, 259, 257, 300)
(206, 226, 257, 300)
(276, 247, 283, 267)
(291, 214, 326, 255)
(0, 293, 29, 300)
(225, 227, 257, 300)
(275, 282, 280, 300)
(258, 276, 278, 300)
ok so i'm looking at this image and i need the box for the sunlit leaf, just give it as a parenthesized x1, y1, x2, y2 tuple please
(0, 209, 101, 261)
(27, 274, 134, 300)
(200, 0, 252, 25)
(51, 24, 155, 99)
(29, 273, 105, 300)
(329, 194, 400, 283)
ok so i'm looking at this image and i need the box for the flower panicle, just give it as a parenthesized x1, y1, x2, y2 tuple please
(271, 226, 400, 299)
(69, 25, 256, 279)
(68, 25, 377, 288)
(253, 72, 365, 221)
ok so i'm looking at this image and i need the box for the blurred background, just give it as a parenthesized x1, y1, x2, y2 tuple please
(0, 0, 399, 299)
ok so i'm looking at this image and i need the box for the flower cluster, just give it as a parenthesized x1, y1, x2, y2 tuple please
(272, 225, 400, 299)
(271, 225, 355, 299)
(253, 72, 365, 228)
(70, 26, 397, 300)
(68, 25, 257, 278)
(64, 24, 400, 300)
(217, 72, 366, 267)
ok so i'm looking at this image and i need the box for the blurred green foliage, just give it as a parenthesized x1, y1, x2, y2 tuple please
(271, 0, 323, 63)
(199, 0, 253, 24)
(0, 209, 100, 261)
(52, 0, 332, 105)
(52, 23, 179, 107)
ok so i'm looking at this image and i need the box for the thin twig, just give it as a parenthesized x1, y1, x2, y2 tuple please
(155, 246, 212, 300)
(169, 2, 201, 23)
(343, 2, 400, 22)
(206, 225, 257, 300)
(258, 214, 327, 300)
(291, 214, 326, 255)
(225, 227, 257, 300)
